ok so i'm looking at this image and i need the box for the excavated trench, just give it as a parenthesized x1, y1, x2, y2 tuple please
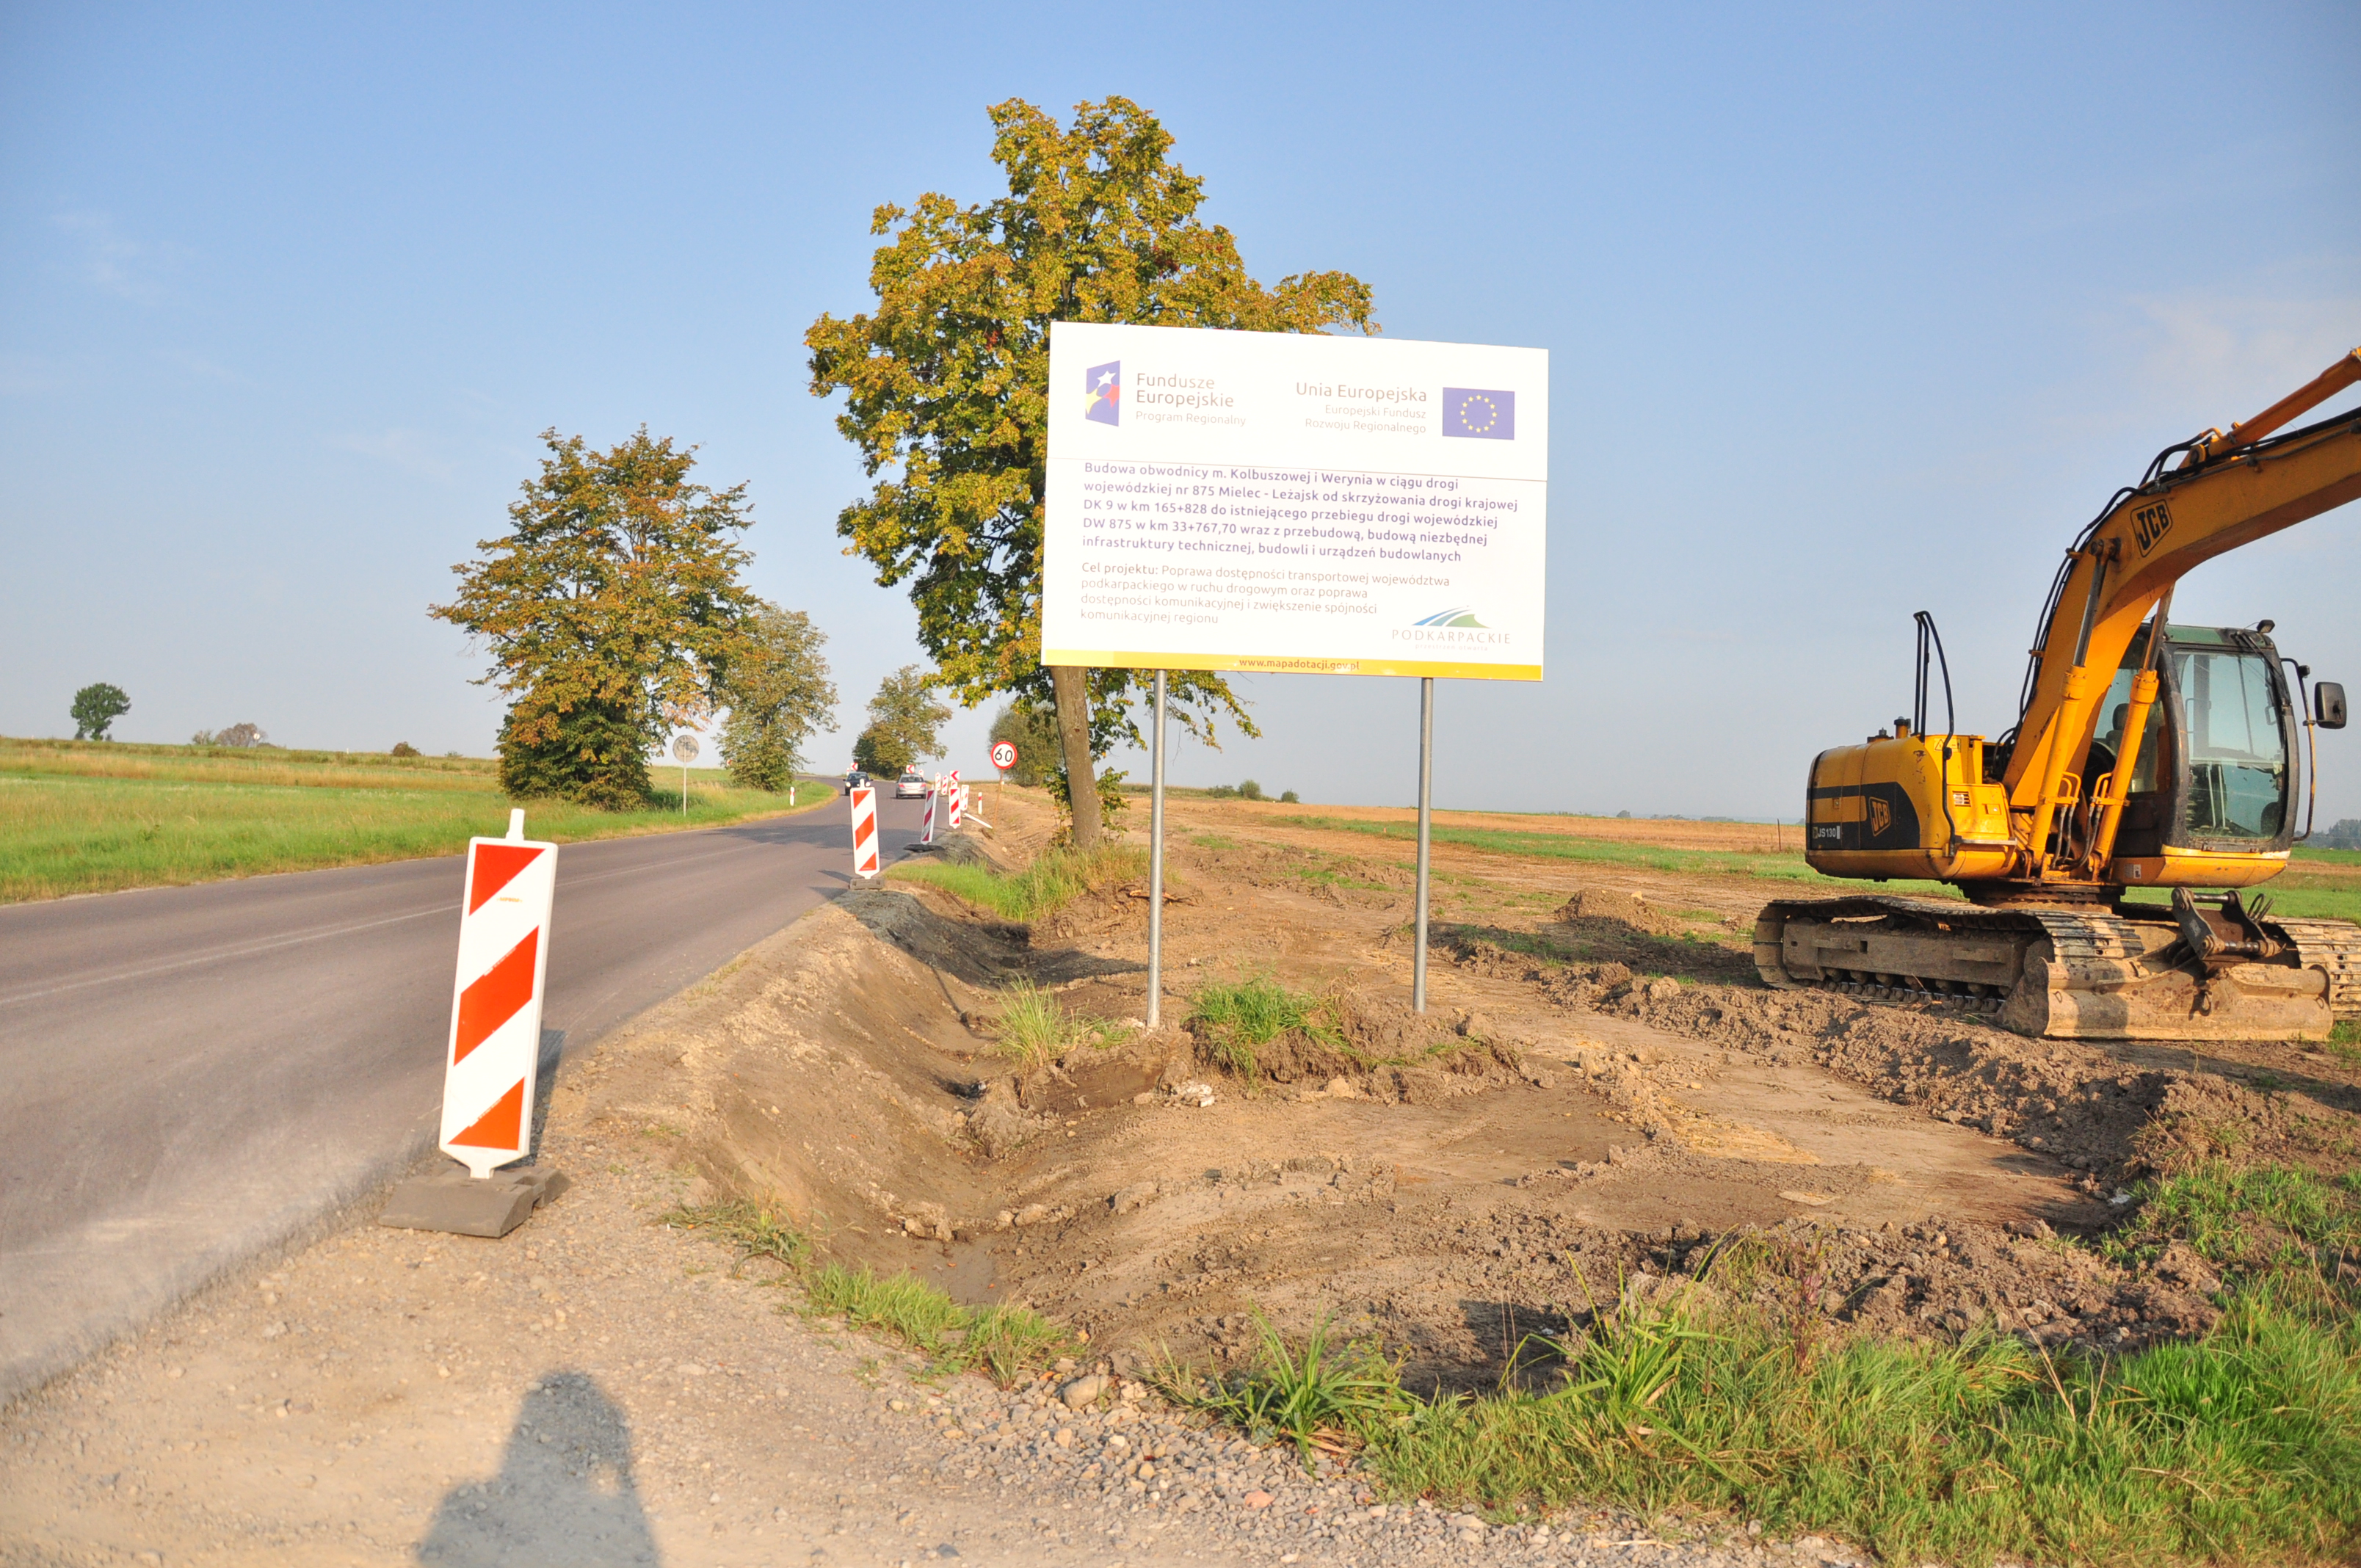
(563, 821, 2352, 1389)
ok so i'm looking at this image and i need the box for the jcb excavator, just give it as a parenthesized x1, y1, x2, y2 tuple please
(1757, 349, 2361, 1040)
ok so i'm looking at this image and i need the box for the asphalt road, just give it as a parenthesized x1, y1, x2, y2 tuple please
(0, 795, 926, 1401)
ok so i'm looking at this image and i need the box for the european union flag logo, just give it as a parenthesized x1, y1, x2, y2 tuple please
(1084, 360, 1121, 426)
(1442, 388, 1515, 440)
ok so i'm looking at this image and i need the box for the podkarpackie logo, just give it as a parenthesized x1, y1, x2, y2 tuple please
(1412, 606, 1488, 628)
(1084, 360, 1120, 426)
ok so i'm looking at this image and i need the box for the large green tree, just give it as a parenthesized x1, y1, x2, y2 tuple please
(70, 682, 129, 741)
(718, 602, 838, 792)
(806, 96, 1375, 846)
(432, 428, 758, 808)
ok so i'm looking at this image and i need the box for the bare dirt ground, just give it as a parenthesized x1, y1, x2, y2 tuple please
(7, 790, 2355, 1568)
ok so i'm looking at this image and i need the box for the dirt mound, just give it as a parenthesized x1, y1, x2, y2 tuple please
(1444, 940, 2359, 1190)
(1625, 1213, 2224, 1356)
(1555, 885, 1688, 937)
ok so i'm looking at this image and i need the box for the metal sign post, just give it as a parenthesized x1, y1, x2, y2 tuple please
(671, 733, 699, 814)
(1413, 678, 1435, 1013)
(1147, 672, 1167, 1028)
(991, 738, 1017, 810)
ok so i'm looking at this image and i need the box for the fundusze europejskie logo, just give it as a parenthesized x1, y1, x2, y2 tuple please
(1441, 388, 1515, 440)
(1085, 361, 1121, 427)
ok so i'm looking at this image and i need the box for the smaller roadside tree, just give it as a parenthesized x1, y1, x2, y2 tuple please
(987, 702, 1059, 788)
(856, 665, 951, 776)
(71, 683, 129, 741)
(430, 427, 758, 809)
(719, 603, 838, 791)
(212, 722, 267, 749)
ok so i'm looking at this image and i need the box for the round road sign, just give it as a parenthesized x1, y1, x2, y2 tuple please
(990, 740, 1018, 772)
(671, 733, 700, 764)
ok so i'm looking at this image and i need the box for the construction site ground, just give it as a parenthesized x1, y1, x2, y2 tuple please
(7, 790, 2357, 1568)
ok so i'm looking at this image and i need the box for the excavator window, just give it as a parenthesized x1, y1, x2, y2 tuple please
(2089, 667, 2161, 794)
(2170, 646, 2288, 840)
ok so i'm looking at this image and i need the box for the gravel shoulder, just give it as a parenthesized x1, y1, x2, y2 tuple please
(0, 1113, 1854, 1568)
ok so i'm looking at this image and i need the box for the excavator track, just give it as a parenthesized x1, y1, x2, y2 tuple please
(2273, 918, 2361, 1020)
(1755, 894, 2357, 1040)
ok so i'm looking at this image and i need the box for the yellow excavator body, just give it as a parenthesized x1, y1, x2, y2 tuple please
(1758, 349, 2361, 1041)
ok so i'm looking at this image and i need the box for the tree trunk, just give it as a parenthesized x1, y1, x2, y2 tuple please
(1048, 664, 1101, 849)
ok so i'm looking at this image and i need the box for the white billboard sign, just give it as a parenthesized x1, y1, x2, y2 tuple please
(1041, 322, 1547, 681)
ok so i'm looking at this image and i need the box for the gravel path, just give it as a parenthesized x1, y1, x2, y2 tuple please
(0, 1113, 1874, 1568)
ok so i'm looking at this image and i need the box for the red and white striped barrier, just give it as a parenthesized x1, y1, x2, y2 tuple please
(440, 811, 558, 1180)
(946, 769, 964, 831)
(849, 785, 880, 879)
(919, 783, 937, 844)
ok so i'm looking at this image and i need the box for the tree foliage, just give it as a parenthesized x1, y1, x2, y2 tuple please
(70, 683, 129, 741)
(852, 664, 951, 778)
(719, 603, 838, 792)
(805, 96, 1376, 823)
(430, 428, 758, 809)
(987, 701, 1060, 788)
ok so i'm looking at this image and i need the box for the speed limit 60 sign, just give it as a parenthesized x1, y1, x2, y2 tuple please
(990, 740, 1018, 772)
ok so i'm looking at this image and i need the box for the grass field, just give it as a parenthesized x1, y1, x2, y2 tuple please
(1277, 812, 2361, 924)
(0, 736, 836, 904)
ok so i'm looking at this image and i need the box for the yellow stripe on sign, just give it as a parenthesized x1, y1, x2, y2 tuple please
(1041, 649, 1544, 682)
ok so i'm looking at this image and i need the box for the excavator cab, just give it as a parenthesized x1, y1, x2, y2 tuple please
(2094, 624, 2299, 885)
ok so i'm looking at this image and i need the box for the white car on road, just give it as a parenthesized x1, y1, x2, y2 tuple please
(893, 771, 929, 799)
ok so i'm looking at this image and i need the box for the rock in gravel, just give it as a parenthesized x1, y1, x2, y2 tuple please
(1241, 1489, 1274, 1509)
(1109, 1183, 1160, 1215)
(1058, 1374, 1107, 1409)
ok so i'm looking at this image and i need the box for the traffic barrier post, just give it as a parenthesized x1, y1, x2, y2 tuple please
(850, 786, 880, 879)
(378, 807, 569, 1238)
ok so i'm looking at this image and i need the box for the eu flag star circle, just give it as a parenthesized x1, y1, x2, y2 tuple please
(1454, 393, 1499, 435)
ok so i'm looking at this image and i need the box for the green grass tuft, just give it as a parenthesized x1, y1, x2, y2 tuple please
(660, 1199, 1073, 1387)
(805, 1263, 1071, 1385)
(890, 843, 1145, 921)
(989, 979, 1124, 1070)
(1158, 1313, 1415, 1459)
(1187, 976, 1343, 1088)
(659, 1199, 814, 1271)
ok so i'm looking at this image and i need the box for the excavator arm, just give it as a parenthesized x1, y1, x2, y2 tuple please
(2003, 347, 2361, 875)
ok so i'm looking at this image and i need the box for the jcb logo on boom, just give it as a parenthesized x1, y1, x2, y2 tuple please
(2132, 500, 2174, 555)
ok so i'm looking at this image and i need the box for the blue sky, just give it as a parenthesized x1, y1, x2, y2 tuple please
(4, 1, 2357, 821)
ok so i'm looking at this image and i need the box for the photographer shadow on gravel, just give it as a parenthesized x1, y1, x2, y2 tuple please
(414, 1370, 659, 1567)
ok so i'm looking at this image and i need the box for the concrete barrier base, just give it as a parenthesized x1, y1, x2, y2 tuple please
(376, 1164, 569, 1238)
